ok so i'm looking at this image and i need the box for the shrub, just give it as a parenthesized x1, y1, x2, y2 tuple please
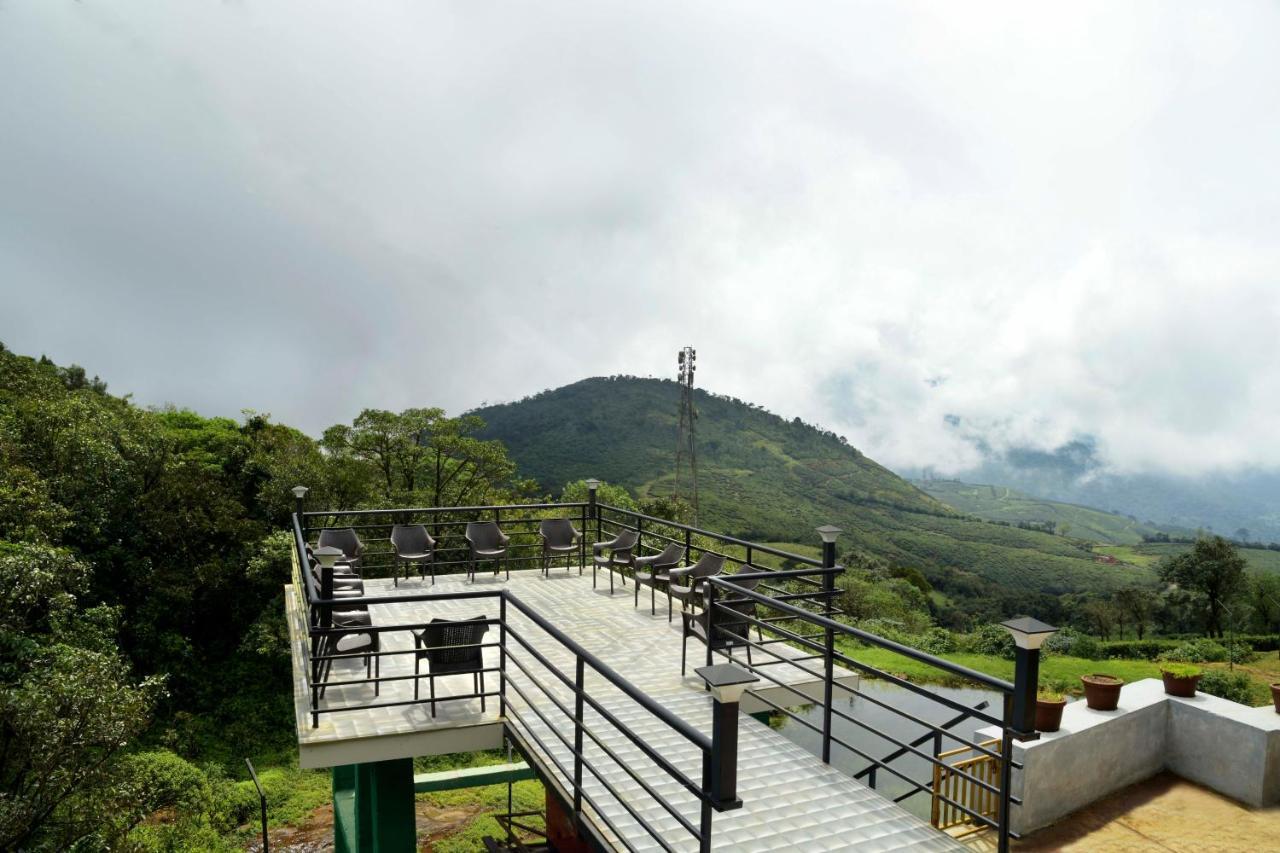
(1161, 638, 1229, 663)
(1098, 638, 1180, 661)
(958, 624, 1016, 660)
(1044, 627, 1100, 660)
(1197, 670, 1264, 705)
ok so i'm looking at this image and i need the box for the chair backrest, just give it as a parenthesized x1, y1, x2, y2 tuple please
(687, 552, 726, 579)
(391, 524, 434, 554)
(704, 576, 760, 642)
(539, 518, 579, 547)
(317, 527, 363, 559)
(651, 543, 685, 567)
(610, 529, 639, 553)
(465, 521, 504, 550)
(422, 616, 489, 667)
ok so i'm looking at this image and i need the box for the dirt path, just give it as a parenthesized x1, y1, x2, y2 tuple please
(243, 801, 487, 852)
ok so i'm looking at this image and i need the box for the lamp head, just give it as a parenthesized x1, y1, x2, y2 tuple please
(1000, 616, 1058, 650)
(584, 478, 601, 491)
(313, 546, 344, 569)
(291, 485, 309, 499)
(815, 525, 842, 544)
(695, 663, 758, 704)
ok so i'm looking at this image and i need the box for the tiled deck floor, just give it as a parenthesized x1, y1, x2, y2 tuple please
(287, 567, 963, 851)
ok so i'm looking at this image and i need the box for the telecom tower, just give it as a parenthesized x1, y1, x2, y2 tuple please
(674, 346, 700, 525)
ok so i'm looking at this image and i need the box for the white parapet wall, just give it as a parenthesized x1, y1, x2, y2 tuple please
(978, 678, 1280, 835)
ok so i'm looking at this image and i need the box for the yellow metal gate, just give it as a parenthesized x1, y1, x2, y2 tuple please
(931, 739, 1001, 837)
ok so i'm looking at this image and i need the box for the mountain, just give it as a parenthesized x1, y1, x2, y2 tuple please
(927, 434, 1280, 543)
(473, 377, 1152, 619)
(914, 479, 1187, 546)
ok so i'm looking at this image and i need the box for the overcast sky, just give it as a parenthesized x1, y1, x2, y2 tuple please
(3, 2, 1278, 478)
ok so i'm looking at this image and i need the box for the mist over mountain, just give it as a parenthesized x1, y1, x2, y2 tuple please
(911, 431, 1280, 542)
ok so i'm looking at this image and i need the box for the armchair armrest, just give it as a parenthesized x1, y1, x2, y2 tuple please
(668, 565, 694, 584)
(498, 531, 511, 546)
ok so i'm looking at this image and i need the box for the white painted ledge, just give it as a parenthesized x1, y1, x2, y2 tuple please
(978, 678, 1280, 834)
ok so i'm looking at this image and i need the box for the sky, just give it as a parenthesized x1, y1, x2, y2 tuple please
(2, 1, 1279, 478)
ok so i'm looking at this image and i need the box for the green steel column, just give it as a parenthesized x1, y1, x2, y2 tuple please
(333, 758, 416, 853)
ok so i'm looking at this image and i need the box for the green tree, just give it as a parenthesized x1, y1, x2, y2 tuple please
(1113, 586, 1152, 640)
(1158, 536, 1247, 637)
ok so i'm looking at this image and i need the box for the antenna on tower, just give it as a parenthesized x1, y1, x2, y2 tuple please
(675, 346, 700, 525)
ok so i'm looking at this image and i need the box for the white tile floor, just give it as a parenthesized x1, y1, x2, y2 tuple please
(287, 567, 963, 851)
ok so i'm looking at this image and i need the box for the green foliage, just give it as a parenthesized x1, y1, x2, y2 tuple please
(1157, 536, 1248, 637)
(1043, 627, 1101, 660)
(1159, 663, 1202, 678)
(1197, 669, 1266, 705)
(957, 624, 1017, 660)
(838, 570, 932, 634)
(1161, 637, 1230, 663)
(561, 479, 637, 510)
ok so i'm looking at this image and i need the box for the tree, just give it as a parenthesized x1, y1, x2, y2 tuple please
(1113, 586, 1153, 640)
(1158, 536, 1247, 638)
(1081, 598, 1119, 640)
(323, 409, 526, 506)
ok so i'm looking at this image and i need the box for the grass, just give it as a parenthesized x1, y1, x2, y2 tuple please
(1098, 542, 1280, 576)
(836, 640, 1279, 701)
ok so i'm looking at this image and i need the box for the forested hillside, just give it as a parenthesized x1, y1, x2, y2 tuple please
(474, 377, 1152, 623)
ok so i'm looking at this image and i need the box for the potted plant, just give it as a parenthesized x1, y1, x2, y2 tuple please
(1271, 683, 1280, 714)
(1081, 674, 1124, 710)
(1035, 691, 1067, 733)
(1160, 663, 1202, 698)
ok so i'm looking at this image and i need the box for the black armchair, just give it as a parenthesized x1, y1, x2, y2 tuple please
(633, 544, 685, 615)
(465, 521, 509, 582)
(317, 527, 365, 571)
(412, 616, 490, 718)
(539, 518, 581, 575)
(591, 529, 638, 594)
(666, 552, 726, 621)
(681, 577, 760, 676)
(390, 524, 436, 586)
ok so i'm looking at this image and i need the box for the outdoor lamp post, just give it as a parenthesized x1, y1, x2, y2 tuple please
(695, 663, 758, 810)
(815, 524, 842, 568)
(1001, 616, 1058, 740)
(585, 478, 601, 538)
(815, 525, 842, 761)
(291, 485, 309, 522)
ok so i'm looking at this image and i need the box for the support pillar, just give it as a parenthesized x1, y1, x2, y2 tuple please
(333, 758, 416, 853)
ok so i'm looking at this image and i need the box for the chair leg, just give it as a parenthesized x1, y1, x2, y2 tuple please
(480, 670, 486, 712)
(651, 582, 656, 616)
(430, 675, 436, 718)
(681, 635, 687, 676)
(415, 656, 421, 701)
(634, 578, 639, 607)
(374, 650, 381, 697)
(610, 564, 615, 594)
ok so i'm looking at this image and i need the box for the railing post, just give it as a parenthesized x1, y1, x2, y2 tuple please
(705, 582, 717, 670)
(573, 656, 585, 825)
(585, 479, 600, 545)
(499, 595, 507, 719)
(580, 501, 588, 570)
(816, 526, 841, 764)
(696, 663, 757, 813)
(997, 722, 1014, 853)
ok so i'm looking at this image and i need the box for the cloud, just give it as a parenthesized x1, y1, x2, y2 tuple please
(2, 1, 1278, 479)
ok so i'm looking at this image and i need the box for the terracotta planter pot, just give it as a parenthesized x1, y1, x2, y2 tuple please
(1035, 697, 1067, 733)
(1161, 671, 1202, 698)
(1271, 683, 1280, 714)
(1081, 674, 1124, 711)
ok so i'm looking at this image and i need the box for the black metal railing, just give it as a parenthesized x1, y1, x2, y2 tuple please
(289, 497, 1032, 852)
(704, 570, 1025, 852)
(291, 504, 729, 852)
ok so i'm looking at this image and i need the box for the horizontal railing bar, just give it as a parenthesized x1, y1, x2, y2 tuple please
(304, 502, 588, 518)
(502, 678, 683, 851)
(503, 627, 709, 795)
(503, 706, 649, 853)
(597, 503, 823, 566)
(503, 650, 706, 833)
(708, 578, 1015, 695)
(854, 702, 990, 781)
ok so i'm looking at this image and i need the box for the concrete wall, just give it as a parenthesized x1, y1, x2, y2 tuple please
(978, 678, 1280, 835)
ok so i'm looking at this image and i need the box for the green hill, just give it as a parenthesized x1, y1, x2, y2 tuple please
(473, 377, 1153, 619)
(916, 479, 1181, 545)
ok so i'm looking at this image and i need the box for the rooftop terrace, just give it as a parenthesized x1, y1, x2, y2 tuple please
(286, 495, 1028, 851)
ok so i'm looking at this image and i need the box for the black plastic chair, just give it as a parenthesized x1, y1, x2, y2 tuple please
(591, 529, 638, 594)
(413, 616, 490, 718)
(539, 518, 582, 575)
(465, 521, 509, 582)
(666, 553, 726, 621)
(681, 577, 760, 675)
(390, 524, 436, 586)
(317, 528, 365, 570)
(634, 544, 685, 615)
(315, 607, 380, 699)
